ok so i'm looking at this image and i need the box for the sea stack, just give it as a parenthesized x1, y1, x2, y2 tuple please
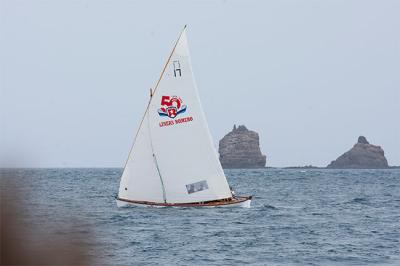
(327, 136, 389, 169)
(219, 125, 266, 169)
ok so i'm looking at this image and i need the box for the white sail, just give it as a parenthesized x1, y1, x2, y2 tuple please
(118, 111, 166, 202)
(118, 27, 232, 204)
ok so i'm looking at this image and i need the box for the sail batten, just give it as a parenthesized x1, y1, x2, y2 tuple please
(118, 27, 232, 204)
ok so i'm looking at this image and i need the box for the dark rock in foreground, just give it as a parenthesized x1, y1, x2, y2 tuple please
(327, 136, 389, 169)
(219, 125, 266, 169)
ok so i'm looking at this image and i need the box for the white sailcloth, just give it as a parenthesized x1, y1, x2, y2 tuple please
(118, 112, 166, 203)
(118, 28, 232, 203)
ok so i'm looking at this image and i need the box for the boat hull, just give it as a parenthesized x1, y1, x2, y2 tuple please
(116, 196, 252, 208)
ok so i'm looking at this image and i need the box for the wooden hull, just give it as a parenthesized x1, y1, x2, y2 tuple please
(116, 196, 252, 208)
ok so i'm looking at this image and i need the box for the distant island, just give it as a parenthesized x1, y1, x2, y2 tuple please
(217, 130, 396, 169)
(219, 125, 266, 169)
(283, 165, 323, 169)
(327, 136, 389, 169)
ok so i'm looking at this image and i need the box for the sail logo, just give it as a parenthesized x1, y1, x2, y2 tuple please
(158, 95, 193, 128)
(158, 95, 187, 118)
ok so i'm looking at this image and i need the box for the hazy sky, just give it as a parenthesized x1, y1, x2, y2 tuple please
(1, 0, 399, 167)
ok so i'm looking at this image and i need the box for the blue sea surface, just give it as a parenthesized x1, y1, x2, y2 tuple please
(2, 168, 400, 265)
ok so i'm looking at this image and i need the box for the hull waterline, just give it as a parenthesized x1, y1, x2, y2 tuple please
(116, 196, 252, 208)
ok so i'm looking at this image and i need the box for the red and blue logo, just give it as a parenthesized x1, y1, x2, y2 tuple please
(158, 95, 187, 118)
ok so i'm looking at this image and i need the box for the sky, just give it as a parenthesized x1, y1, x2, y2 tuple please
(1, 0, 399, 167)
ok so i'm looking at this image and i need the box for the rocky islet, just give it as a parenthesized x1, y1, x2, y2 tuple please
(218, 125, 266, 169)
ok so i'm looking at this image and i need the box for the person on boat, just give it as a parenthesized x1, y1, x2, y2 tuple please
(230, 186, 236, 198)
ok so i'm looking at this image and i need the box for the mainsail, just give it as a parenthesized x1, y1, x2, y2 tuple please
(118, 27, 232, 204)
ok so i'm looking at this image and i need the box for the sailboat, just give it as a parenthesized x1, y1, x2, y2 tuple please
(116, 26, 252, 207)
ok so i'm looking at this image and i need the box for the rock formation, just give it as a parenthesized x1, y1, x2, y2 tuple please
(219, 125, 266, 168)
(327, 136, 389, 169)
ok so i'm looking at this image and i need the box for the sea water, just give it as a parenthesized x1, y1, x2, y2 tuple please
(2, 168, 399, 265)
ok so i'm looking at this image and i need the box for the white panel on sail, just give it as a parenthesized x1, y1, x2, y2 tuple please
(118, 112, 165, 202)
(148, 29, 232, 203)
